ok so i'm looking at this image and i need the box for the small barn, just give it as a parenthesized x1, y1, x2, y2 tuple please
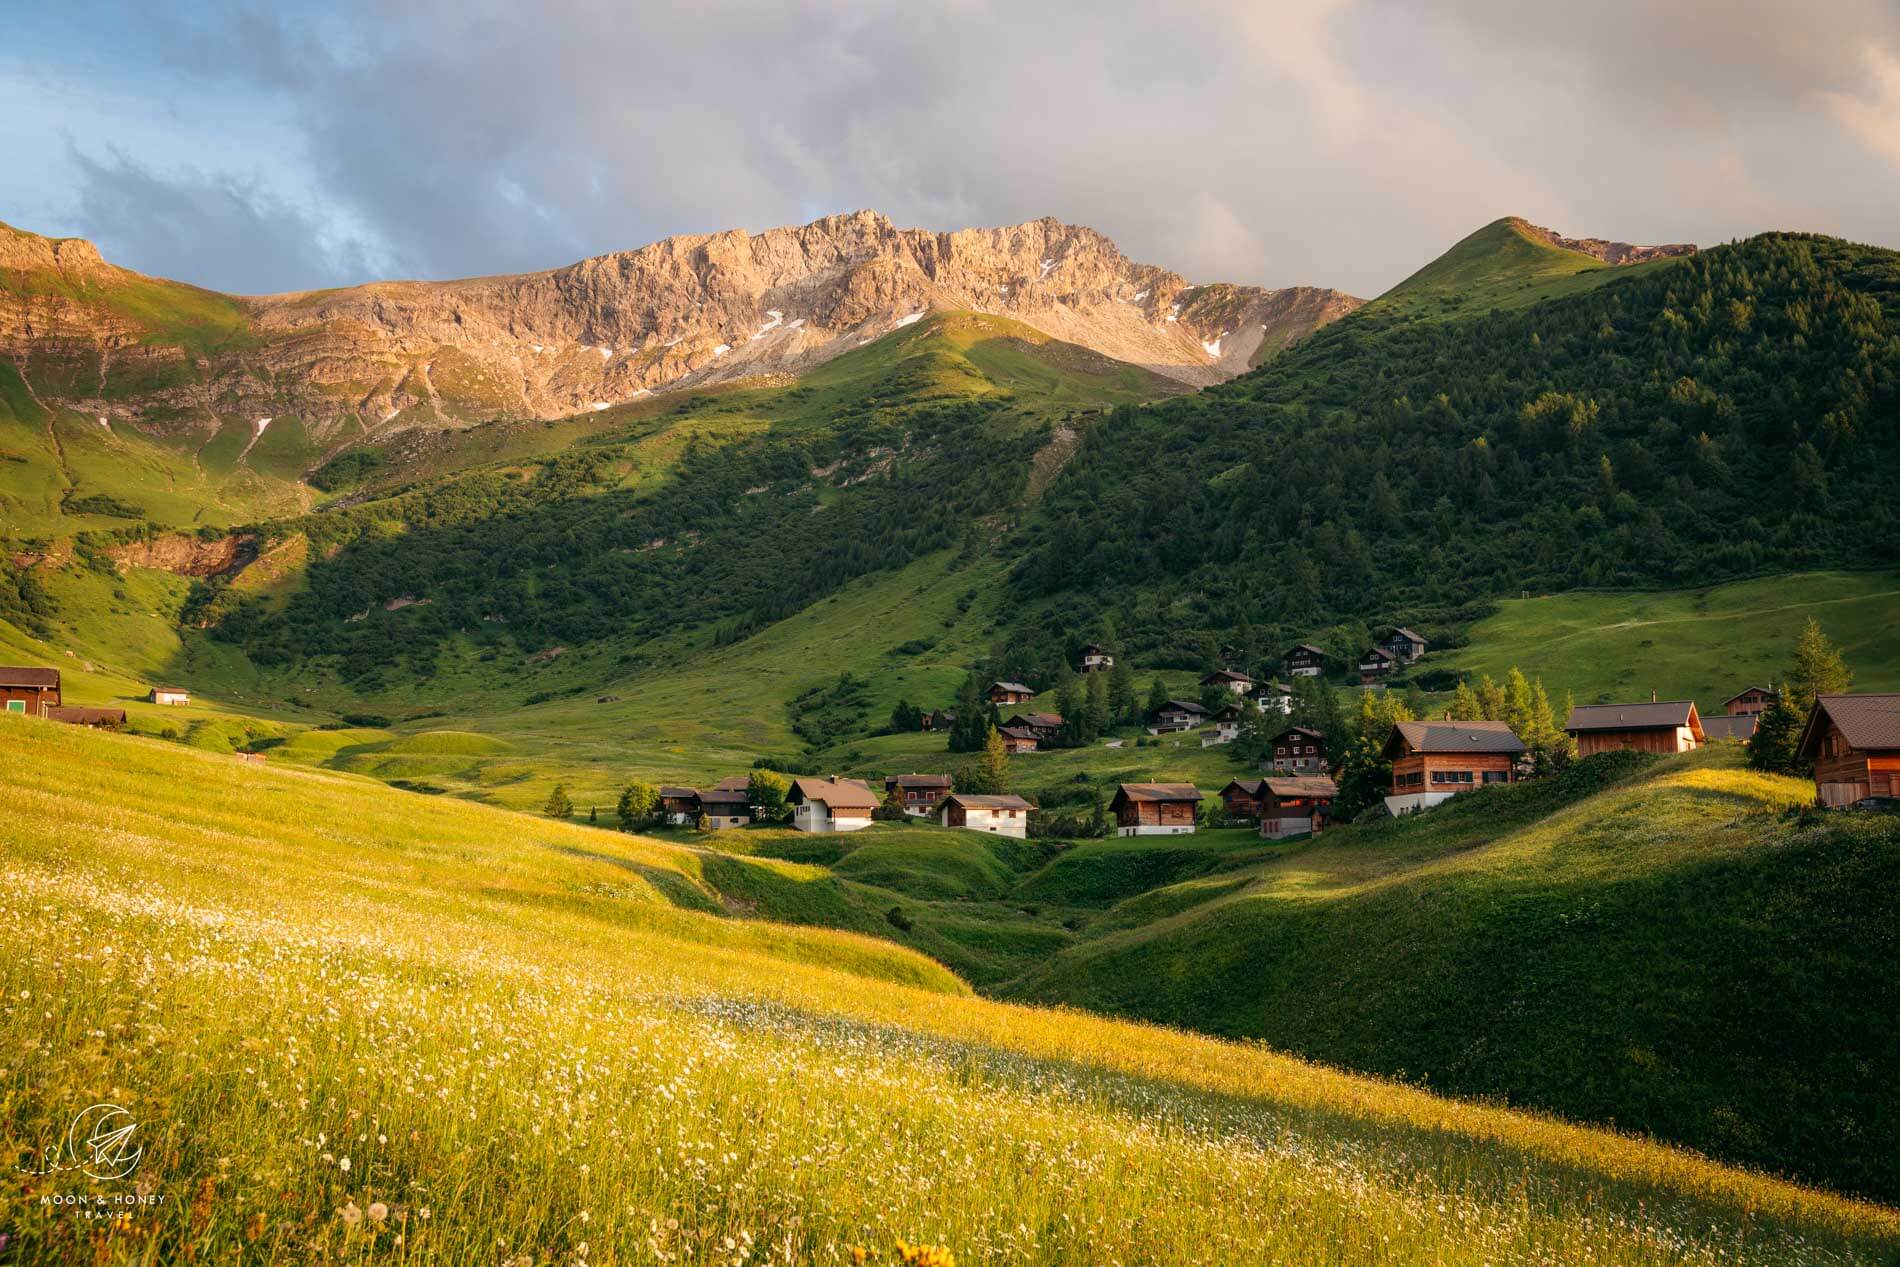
(0, 666, 61, 717)
(151, 687, 190, 706)
(938, 792, 1035, 839)
(1259, 775, 1337, 839)
(1797, 693, 1900, 806)
(1565, 700, 1705, 756)
(1109, 783, 1203, 837)
(46, 706, 126, 729)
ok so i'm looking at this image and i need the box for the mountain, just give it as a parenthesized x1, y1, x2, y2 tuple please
(0, 212, 1359, 460)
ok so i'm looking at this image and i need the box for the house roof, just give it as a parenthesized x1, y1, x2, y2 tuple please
(712, 775, 752, 791)
(1079, 643, 1109, 654)
(989, 680, 1034, 694)
(1008, 712, 1064, 729)
(1286, 644, 1325, 658)
(153, 686, 189, 695)
(1701, 715, 1757, 741)
(697, 788, 751, 807)
(1723, 686, 1778, 705)
(942, 793, 1035, 810)
(1249, 680, 1292, 696)
(997, 726, 1039, 741)
(1361, 647, 1397, 663)
(1384, 720, 1527, 757)
(1201, 669, 1255, 685)
(1389, 627, 1426, 644)
(887, 773, 952, 789)
(1114, 782, 1204, 803)
(659, 786, 699, 800)
(46, 705, 125, 725)
(1220, 778, 1266, 797)
(1798, 694, 1900, 758)
(1565, 701, 1700, 732)
(1214, 704, 1244, 721)
(1161, 698, 1208, 715)
(789, 776, 881, 809)
(1275, 725, 1324, 742)
(1264, 775, 1338, 799)
(0, 666, 60, 689)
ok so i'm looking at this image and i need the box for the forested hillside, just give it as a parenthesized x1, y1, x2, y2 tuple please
(1004, 230, 1900, 672)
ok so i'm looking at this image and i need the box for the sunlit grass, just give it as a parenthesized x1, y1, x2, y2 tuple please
(3, 720, 1896, 1264)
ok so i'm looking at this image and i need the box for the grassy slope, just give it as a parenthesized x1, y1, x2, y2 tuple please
(3, 718, 1896, 1265)
(1008, 747, 1900, 1202)
(1366, 216, 1684, 321)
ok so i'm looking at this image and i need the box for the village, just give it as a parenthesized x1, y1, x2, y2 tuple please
(7, 622, 1892, 843)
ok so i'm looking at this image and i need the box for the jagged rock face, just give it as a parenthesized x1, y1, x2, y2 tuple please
(0, 213, 1361, 459)
(1513, 219, 1697, 267)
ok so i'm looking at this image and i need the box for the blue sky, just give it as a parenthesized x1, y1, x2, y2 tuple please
(9, 0, 1900, 297)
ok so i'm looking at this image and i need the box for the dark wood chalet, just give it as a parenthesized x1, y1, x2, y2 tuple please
(1268, 725, 1325, 772)
(695, 787, 753, 828)
(1110, 783, 1203, 837)
(1219, 778, 1265, 820)
(1078, 643, 1115, 673)
(1700, 714, 1757, 742)
(987, 681, 1035, 706)
(1282, 644, 1326, 678)
(1798, 693, 1900, 807)
(1564, 700, 1705, 755)
(1382, 720, 1525, 815)
(0, 666, 61, 718)
(1259, 775, 1337, 839)
(1357, 646, 1398, 683)
(885, 772, 953, 814)
(1003, 712, 1065, 740)
(659, 786, 702, 825)
(1248, 680, 1294, 714)
(997, 726, 1040, 754)
(1381, 627, 1428, 662)
(1723, 686, 1779, 716)
(1150, 699, 1208, 734)
(921, 708, 957, 732)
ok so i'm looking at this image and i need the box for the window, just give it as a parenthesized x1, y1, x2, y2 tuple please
(1431, 770, 1474, 785)
(5, 700, 22, 715)
(1483, 770, 1509, 784)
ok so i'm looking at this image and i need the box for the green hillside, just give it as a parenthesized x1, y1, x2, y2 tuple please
(1367, 216, 1681, 321)
(1008, 746, 1900, 1201)
(4, 718, 1896, 1264)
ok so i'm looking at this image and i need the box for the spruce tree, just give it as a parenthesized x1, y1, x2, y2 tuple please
(967, 725, 1010, 795)
(1084, 672, 1111, 742)
(1787, 619, 1851, 717)
(1145, 676, 1171, 721)
(1748, 682, 1807, 774)
(544, 783, 573, 818)
(1107, 659, 1136, 723)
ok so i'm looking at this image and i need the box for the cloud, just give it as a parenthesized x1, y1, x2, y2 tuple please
(9, 0, 1900, 299)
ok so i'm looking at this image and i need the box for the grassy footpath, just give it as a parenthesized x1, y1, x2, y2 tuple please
(3, 719, 1897, 1264)
(1009, 747, 1900, 1203)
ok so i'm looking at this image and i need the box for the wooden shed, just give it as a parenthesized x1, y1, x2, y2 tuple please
(1565, 700, 1705, 756)
(1109, 783, 1203, 837)
(0, 666, 61, 718)
(1797, 694, 1900, 807)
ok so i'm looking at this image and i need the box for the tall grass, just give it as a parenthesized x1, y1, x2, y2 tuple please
(3, 720, 1896, 1264)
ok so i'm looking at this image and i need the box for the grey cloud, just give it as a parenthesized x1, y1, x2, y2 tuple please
(27, 0, 1900, 299)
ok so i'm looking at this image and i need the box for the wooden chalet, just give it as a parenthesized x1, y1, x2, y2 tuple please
(787, 777, 880, 833)
(1565, 699, 1705, 756)
(920, 708, 957, 732)
(659, 786, 701, 824)
(1798, 694, 1900, 807)
(1268, 725, 1325, 772)
(1282, 644, 1326, 678)
(1723, 686, 1779, 716)
(1110, 783, 1203, 837)
(695, 784, 753, 828)
(1248, 680, 1293, 715)
(1200, 668, 1256, 695)
(938, 792, 1035, 839)
(1259, 775, 1337, 839)
(1381, 627, 1428, 663)
(46, 706, 126, 728)
(1004, 712, 1065, 740)
(1219, 778, 1265, 820)
(1700, 714, 1757, 742)
(0, 666, 60, 718)
(885, 772, 953, 815)
(151, 686, 190, 706)
(1202, 704, 1244, 746)
(1382, 720, 1525, 815)
(1357, 646, 1398, 683)
(987, 681, 1036, 706)
(1149, 699, 1207, 734)
(997, 726, 1041, 754)
(1078, 643, 1115, 673)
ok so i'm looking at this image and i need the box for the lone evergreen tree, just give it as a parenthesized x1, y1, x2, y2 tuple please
(544, 783, 573, 818)
(1748, 682, 1806, 774)
(1787, 618, 1851, 717)
(966, 725, 1011, 795)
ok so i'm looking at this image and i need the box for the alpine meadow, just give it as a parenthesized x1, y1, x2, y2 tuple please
(7, 9, 1900, 1261)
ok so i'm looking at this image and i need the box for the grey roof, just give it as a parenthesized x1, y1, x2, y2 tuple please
(1565, 701, 1699, 732)
(941, 793, 1035, 810)
(0, 666, 59, 688)
(1286, 644, 1325, 658)
(1800, 694, 1900, 756)
(887, 773, 952, 789)
(1723, 686, 1778, 705)
(1386, 720, 1527, 756)
(1161, 699, 1208, 715)
(1389, 627, 1426, 644)
(659, 786, 698, 799)
(46, 705, 125, 725)
(1220, 778, 1266, 797)
(1007, 712, 1065, 729)
(696, 788, 751, 807)
(1114, 782, 1204, 802)
(1201, 669, 1255, 684)
(989, 680, 1034, 694)
(1701, 715, 1757, 741)
(1275, 725, 1324, 741)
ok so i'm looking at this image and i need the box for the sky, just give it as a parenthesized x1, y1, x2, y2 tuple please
(7, 0, 1900, 298)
